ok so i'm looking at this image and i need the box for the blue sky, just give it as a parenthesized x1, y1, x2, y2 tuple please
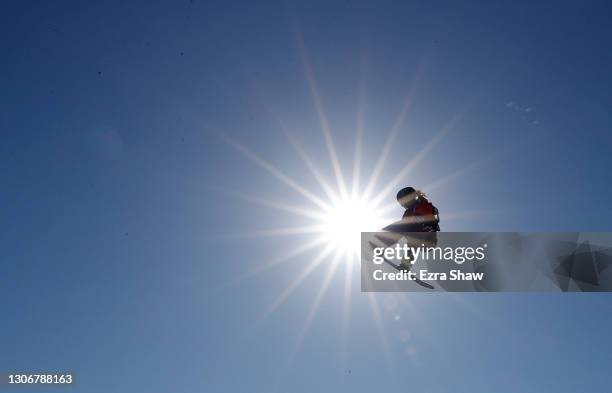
(2, 1, 612, 392)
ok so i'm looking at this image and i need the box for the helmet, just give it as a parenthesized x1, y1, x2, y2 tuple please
(396, 187, 417, 208)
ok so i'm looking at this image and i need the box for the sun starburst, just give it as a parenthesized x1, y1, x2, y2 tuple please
(212, 33, 481, 361)
(320, 194, 388, 260)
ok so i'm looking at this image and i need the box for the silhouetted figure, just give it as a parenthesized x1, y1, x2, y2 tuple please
(397, 187, 440, 232)
(384, 187, 440, 233)
(381, 187, 439, 285)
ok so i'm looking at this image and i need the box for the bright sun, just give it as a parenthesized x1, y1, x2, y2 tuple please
(321, 195, 387, 258)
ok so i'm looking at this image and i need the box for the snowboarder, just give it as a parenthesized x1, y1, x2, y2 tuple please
(382, 187, 440, 273)
(396, 186, 440, 232)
